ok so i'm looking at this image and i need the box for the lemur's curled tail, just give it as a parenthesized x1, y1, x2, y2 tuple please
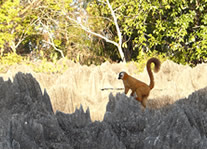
(147, 57, 161, 89)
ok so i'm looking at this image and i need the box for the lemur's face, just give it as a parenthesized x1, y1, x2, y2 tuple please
(118, 72, 125, 80)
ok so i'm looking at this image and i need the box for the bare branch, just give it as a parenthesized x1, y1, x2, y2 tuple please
(106, 0, 125, 62)
(10, 18, 41, 53)
(42, 40, 65, 58)
(39, 21, 65, 58)
(65, 15, 119, 47)
(63, 0, 125, 62)
(19, 0, 43, 18)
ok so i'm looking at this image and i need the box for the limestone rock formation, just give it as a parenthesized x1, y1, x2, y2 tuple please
(0, 72, 71, 148)
(1, 60, 207, 121)
(104, 91, 207, 148)
(0, 72, 207, 148)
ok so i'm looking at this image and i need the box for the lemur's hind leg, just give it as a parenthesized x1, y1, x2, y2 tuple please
(135, 89, 149, 108)
(141, 96, 148, 108)
(135, 89, 143, 102)
(130, 91, 135, 97)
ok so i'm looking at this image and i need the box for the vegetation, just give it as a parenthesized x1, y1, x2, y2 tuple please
(87, 0, 207, 65)
(0, 0, 207, 72)
(0, 52, 69, 73)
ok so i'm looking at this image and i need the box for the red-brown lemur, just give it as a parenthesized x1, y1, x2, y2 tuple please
(118, 57, 161, 108)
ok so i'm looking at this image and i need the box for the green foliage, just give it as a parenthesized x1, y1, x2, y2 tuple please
(0, 0, 109, 65)
(134, 51, 168, 73)
(31, 58, 66, 74)
(29, 52, 69, 73)
(145, 0, 207, 66)
(0, 0, 20, 51)
(0, 0, 39, 54)
(0, 52, 22, 65)
(0, 0, 207, 66)
(87, 0, 207, 66)
(0, 52, 68, 74)
(0, 52, 23, 72)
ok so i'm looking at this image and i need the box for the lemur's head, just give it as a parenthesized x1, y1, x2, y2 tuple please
(118, 71, 126, 80)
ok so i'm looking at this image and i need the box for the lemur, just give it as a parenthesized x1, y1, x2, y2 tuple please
(118, 57, 161, 108)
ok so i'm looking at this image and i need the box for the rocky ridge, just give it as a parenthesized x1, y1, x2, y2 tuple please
(0, 73, 207, 148)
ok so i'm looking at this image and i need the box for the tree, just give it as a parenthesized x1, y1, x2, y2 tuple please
(22, 0, 73, 58)
(0, 0, 73, 58)
(145, 0, 207, 65)
(1, 0, 206, 65)
(85, 0, 207, 65)
(63, 0, 126, 62)
(0, 0, 35, 55)
(83, 0, 157, 61)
